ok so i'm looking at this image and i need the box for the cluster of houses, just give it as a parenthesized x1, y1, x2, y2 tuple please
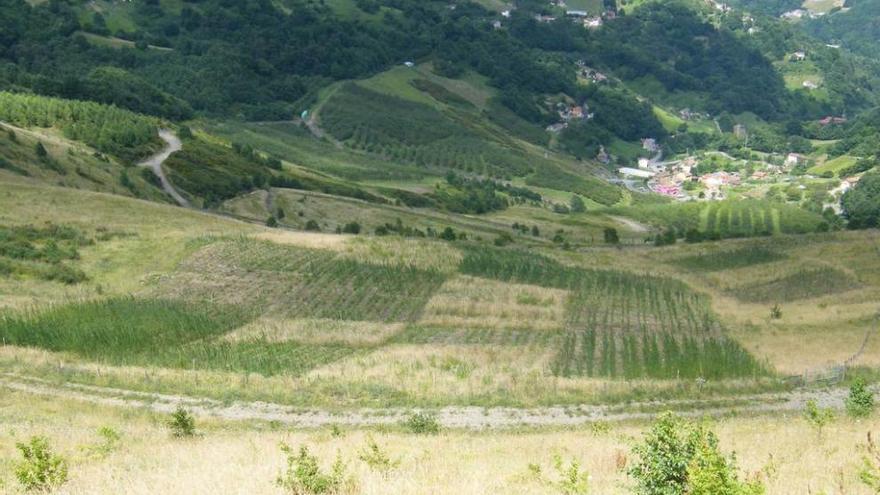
(575, 60, 609, 83)
(617, 146, 817, 201)
(533, 1, 616, 29)
(819, 116, 847, 126)
(546, 101, 593, 133)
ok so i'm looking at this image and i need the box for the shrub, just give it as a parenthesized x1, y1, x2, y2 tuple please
(803, 400, 835, 440)
(603, 227, 619, 244)
(439, 227, 457, 241)
(35, 141, 48, 158)
(305, 220, 321, 232)
(769, 304, 782, 320)
(82, 426, 121, 459)
(847, 378, 875, 418)
(629, 413, 761, 495)
(687, 433, 764, 495)
(404, 412, 440, 434)
(168, 407, 196, 438)
(357, 436, 399, 478)
(14, 436, 68, 492)
(550, 454, 591, 495)
(341, 222, 361, 235)
(276, 443, 349, 495)
(267, 216, 279, 228)
(494, 233, 514, 246)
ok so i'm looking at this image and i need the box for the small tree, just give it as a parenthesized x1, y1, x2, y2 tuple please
(14, 436, 68, 492)
(439, 227, 457, 241)
(266, 216, 279, 228)
(35, 142, 48, 158)
(847, 378, 875, 418)
(686, 431, 764, 495)
(551, 454, 590, 494)
(305, 220, 321, 232)
(629, 412, 694, 495)
(570, 195, 586, 213)
(276, 443, 350, 495)
(358, 436, 399, 478)
(803, 400, 835, 440)
(531, 225, 540, 237)
(603, 227, 620, 244)
(769, 304, 782, 320)
(341, 222, 361, 235)
(629, 413, 762, 495)
(168, 407, 196, 438)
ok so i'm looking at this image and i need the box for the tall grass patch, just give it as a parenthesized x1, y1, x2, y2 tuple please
(0, 297, 248, 363)
(670, 247, 786, 272)
(165, 239, 447, 323)
(0, 297, 357, 376)
(728, 267, 859, 303)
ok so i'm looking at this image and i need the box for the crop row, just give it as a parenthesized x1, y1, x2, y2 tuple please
(551, 329, 766, 379)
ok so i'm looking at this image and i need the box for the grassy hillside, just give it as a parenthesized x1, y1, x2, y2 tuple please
(1, 180, 877, 412)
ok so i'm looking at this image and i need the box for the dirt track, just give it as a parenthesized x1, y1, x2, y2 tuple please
(138, 129, 188, 207)
(0, 373, 865, 429)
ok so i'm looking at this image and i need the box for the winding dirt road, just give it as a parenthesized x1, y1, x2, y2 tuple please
(138, 129, 189, 207)
(0, 373, 866, 429)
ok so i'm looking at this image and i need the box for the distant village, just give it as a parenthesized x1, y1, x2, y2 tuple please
(616, 118, 854, 203)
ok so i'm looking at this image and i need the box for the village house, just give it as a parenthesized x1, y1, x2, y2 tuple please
(546, 122, 568, 133)
(819, 116, 847, 126)
(596, 146, 611, 164)
(641, 138, 659, 153)
(791, 51, 807, 61)
(803, 80, 819, 90)
(619, 167, 655, 179)
(733, 124, 748, 139)
(785, 153, 804, 168)
(566, 10, 589, 17)
(583, 17, 603, 29)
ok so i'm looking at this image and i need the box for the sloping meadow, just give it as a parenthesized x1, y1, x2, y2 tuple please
(0, 238, 767, 384)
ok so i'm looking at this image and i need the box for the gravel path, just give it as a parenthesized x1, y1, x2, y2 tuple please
(138, 129, 188, 207)
(0, 373, 864, 429)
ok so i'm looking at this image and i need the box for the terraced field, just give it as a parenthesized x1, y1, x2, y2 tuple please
(610, 199, 826, 239)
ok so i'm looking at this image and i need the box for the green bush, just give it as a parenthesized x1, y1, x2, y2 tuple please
(276, 443, 350, 494)
(168, 407, 197, 438)
(629, 413, 762, 495)
(803, 400, 835, 440)
(404, 412, 440, 434)
(847, 378, 875, 418)
(550, 454, 591, 495)
(341, 222, 361, 235)
(358, 436, 399, 478)
(14, 436, 68, 492)
(305, 220, 321, 232)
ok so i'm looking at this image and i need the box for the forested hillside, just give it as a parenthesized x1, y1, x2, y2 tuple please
(1, 0, 866, 147)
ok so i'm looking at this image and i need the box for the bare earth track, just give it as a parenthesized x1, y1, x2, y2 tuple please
(0, 373, 866, 429)
(138, 129, 189, 207)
